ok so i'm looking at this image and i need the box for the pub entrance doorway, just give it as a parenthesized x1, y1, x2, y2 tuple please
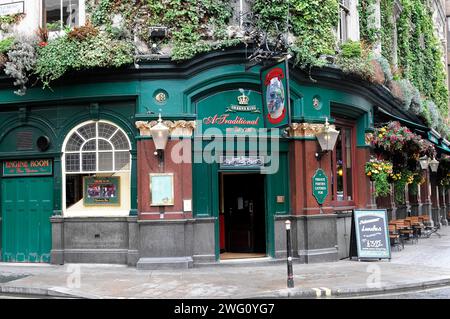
(219, 173, 266, 260)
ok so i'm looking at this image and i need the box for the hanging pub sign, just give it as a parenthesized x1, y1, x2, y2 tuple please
(3, 159, 53, 177)
(349, 209, 391, 261)
(260, 59, 291, 129)
(83, 176, 121, 206)
(312, 168, 328, 205)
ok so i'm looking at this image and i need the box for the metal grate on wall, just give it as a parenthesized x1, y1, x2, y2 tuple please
(16, 131, 33, 150)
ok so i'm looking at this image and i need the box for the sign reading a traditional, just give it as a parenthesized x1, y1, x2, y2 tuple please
(350, 209, 391, 260)
(196, 89, 264, 135)
(83, 176, 120, 206)
(312, 168, 328, 205)
(3, 159, 53, 177)
(260, 59, 291, 129)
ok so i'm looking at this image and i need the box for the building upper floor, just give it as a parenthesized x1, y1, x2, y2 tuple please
(0, 1, 449, 139)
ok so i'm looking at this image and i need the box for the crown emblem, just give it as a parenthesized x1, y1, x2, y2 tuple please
(238, 89, 250, 105)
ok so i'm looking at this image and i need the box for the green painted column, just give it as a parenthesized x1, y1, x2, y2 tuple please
(130, 149, 138, 216)
(53, 155, 62, 215)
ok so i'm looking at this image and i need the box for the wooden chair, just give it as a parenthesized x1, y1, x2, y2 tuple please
(389, 224, 403, 251)
(392, 219, 415, 244)
(406, 217, 423, 241)
(403, 218, 419, 243)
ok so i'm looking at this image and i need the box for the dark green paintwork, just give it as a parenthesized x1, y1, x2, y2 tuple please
(0, 51, 380, 261)
(1, 177, 53, 262)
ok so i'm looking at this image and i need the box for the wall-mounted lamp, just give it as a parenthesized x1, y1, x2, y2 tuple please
(429, 157, 440, 173)
(315, 117, 340, 161)
(150, 113, 170, 165)
(419, 156, 429, 170)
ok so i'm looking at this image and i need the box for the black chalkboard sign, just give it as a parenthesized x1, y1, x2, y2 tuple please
(349, 209, 391, 261)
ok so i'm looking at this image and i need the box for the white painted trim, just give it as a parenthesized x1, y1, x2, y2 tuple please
(61, 120, 132, 217)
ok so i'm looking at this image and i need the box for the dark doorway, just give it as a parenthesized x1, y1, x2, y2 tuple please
(220, 173, 266, 256)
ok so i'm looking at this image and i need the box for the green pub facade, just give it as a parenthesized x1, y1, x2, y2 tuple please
(0, 47, 447, 267)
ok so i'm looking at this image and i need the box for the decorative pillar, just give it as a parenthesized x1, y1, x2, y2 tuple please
(430, 173, 440, 226)
(135, 120, 196, 220)
(53, 156, 62, 216)
(287, 122, 338, 263)
(355, 145, 374, 209)
(376, 184, 396, 221)
(420, 169, 432, 218)
(408, 183, 421, 216)
(288, 122, 334, 216)
(394, 184, 410, 219)
(129, 149, 138, 216)
(439, 186, 447, 225)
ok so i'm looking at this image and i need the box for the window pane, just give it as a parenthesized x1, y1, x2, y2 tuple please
(45, 0, 61, 31)
(336, 133, 344, 201)
(82, 140, 96, 151)
(82, 152, 96, 171)
(77, 123, 96, 140)
(115, 151, 130, 171)
(98, 123, 117, 139)
(98, 139, 113, 151)
(345, 128, 353, 200)
(66, 133, 84, 151)
(65, 153, 80, 172)
(98, 152, 113, 171)
(110, 131, 130, 150)
(63, 0, 79, 27)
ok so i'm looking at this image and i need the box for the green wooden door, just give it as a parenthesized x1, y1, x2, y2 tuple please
(1, 177, 53, 263)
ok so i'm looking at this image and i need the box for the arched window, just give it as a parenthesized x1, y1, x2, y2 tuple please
(62, 121, 131, 216)
(64, 121, 131, 173)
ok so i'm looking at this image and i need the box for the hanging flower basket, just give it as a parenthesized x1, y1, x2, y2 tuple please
(365, 157, 393, 197)
(368, 121, 436, 173)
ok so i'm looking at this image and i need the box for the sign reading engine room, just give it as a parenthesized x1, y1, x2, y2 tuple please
(3, 159, 53, 177)
(196, 89, 264, 134)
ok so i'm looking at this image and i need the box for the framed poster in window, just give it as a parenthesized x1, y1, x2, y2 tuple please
(150, 173, 174, 206)
(83, 176, 120, 206)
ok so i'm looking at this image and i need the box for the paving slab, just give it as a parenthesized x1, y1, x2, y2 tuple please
(1, 227, 450, 299)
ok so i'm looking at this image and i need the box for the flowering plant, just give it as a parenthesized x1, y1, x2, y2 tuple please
(365, 157, 393, 197)
(391, 169, 415, 204)
(371, 121, 436, 160)
(371, 121, 416, 153)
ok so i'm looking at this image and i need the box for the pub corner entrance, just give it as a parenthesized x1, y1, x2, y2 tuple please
(219, 173, 266, 260)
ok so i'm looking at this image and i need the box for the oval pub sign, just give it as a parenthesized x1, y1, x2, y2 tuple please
(312, 168, 328, 205)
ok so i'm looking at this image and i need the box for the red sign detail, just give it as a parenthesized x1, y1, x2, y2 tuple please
(267, 107, 286, 124)
(264, 67, 285, 86)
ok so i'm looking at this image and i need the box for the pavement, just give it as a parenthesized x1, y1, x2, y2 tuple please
(2, 226, 450, 299)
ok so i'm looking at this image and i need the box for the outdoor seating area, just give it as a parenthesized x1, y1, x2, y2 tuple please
(388, 215, 445, 251)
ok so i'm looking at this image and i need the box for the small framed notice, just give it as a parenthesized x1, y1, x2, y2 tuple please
(150, 173, 174, 206)
(83, 176, 120, 206)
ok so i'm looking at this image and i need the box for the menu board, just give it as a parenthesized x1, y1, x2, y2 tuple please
(351, 209, 391, 260)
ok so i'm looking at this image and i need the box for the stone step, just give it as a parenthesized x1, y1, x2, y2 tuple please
(136, 257, 193, 270)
